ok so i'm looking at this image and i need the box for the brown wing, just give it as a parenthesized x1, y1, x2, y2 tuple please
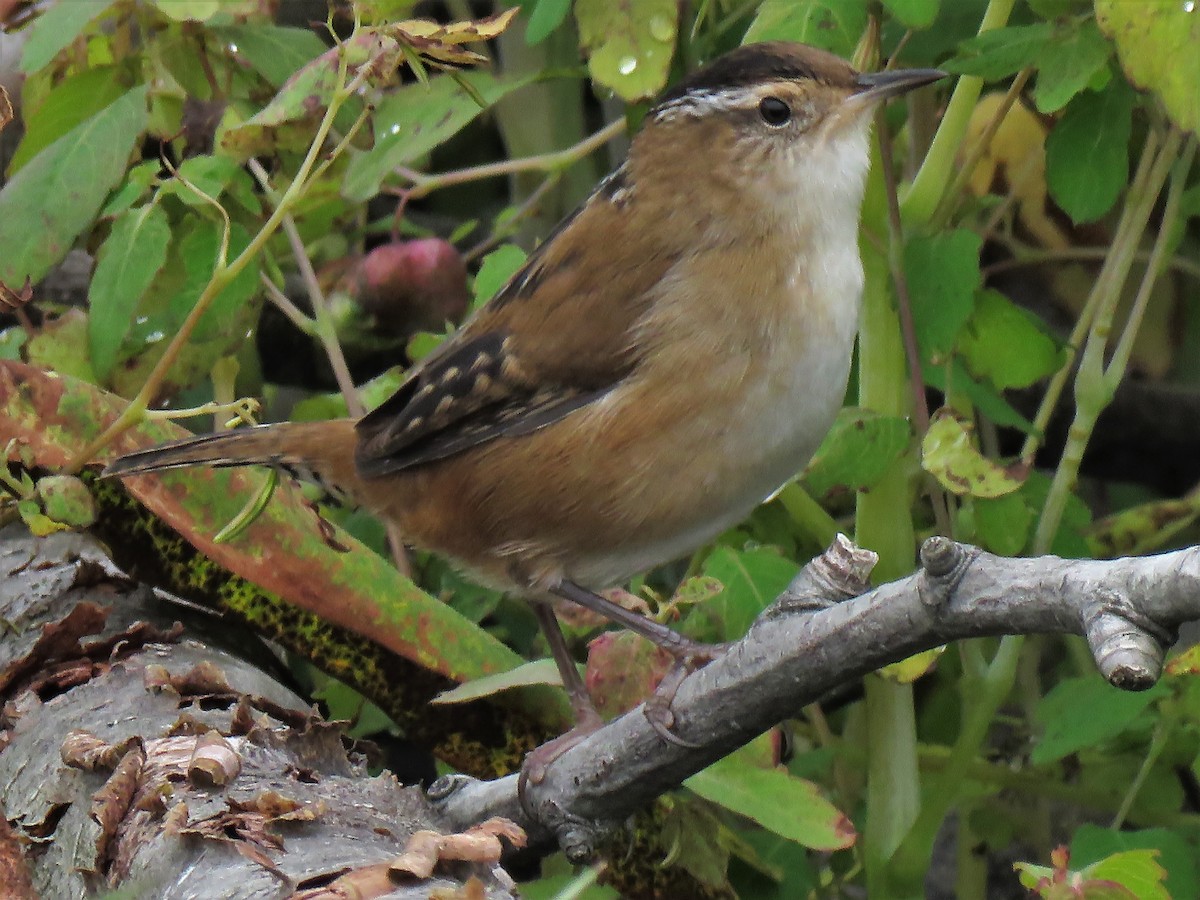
(355, 164, 672, 477)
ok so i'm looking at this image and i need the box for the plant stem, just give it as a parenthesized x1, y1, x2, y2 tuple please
(1032, 127, 1184, 554)
(399, 119, 625, 199)
(1111, 717, 1171, 830)
(900, 0, 1017, 227)
(261, 274, 317, 335)
(982, 245, 1200, 283)
(1018, 126, 1165, 468)
(930, 67, 1033, 232)
(66, 28, 365, 473)
(857, 147, 920, 899)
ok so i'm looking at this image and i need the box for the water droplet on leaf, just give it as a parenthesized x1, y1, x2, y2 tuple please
(618, 55, 638, 76)
(649, 15, 673, 42)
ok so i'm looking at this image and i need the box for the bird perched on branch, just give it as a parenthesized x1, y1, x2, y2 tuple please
(105, 41, 943, 760)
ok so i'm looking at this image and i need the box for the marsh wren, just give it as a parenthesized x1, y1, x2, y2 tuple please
(106, 42, 944, 746)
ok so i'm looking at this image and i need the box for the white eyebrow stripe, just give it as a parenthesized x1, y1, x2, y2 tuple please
(651, 87, 761, 123)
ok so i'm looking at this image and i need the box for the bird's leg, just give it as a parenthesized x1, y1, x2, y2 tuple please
(551, 580, 727, 748)
(519, 601, 605, 805)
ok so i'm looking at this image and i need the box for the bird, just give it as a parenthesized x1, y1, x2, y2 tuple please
(104, 41, 944, 758)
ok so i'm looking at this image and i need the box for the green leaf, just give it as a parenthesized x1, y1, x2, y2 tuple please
(1073, 826, 1198, 900)
(1045, 80, 1134, 225)
(575, 0, 677, 102)
(903, 229, 982, 363)
(100, 161, 160, 218)
(1086, 851, 1169, 900)
(881, 0, 940, 29)
(698, 547, 800, 640)
(1020, 471, 1092, 558)
(0, 85, 148, 287)
(167, 221, 260, 341)
(473, 244, 528, 305)
(1032, 19, 1112, 114)
(36, 475, 97, 528)
(1032, 676, 1165, 765)
(19, 0, 116, 73)
(803, 408, 912, 500)
(88, 204, 172, 380)
(1096, 0, 1200, 133)
(212, 24, 329, 88)
(973, 492, 1034, 556)
(0, 328, 26, 361)
(959, 289, 1064, 389)
(25, 310, 97, 383)
(685, 752, 855, 850)
(342, 71, 533, 202)
(151, 0, 220, 22)
(743, 0, 867, 57)
(525, 0, 572, 44)
(923, 359, 1034, 432)
(943, 23, 1054, 80)
(921, 409, 1024, 498)
(159, 154, 246, 207)
(431, 658, 567, 704)
(9, 66, 129, 174)
(220, 34, 376, 159)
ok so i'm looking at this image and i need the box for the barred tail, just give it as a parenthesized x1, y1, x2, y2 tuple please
(102, 421, 360, 489)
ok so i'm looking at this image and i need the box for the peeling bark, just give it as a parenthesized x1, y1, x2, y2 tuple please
(0, 525, 517, 899)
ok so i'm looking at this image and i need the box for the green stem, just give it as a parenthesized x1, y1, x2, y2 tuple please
(1032, 127, 1184, 554)
(900, 0, 1017, 227)
(982, 245, 1200, 284)
(1111, 716, 1171, 830)
(777, 482, 839, 549)
(857, 145, 919, 899)
(1019, 126, 1165, 467)
(401, 119, 624, 199)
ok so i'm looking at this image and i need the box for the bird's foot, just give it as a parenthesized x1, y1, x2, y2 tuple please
(643, 641, 728, 747)
(518, 705, 605, 817)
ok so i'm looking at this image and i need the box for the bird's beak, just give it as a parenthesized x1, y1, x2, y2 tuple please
(851, 67, 946, 106)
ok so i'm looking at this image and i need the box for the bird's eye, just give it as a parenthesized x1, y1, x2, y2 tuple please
(758, 96, 791, 127)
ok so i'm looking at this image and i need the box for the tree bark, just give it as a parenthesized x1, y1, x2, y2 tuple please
(0, 525, 516, 899)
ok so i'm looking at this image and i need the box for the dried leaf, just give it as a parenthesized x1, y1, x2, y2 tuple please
(230, 790, 304, 820)
(0, 277, 32, 311)
(188, 731, 241, 787)
(391, 818, 525, 878)
(0, 601, 109, 693)
(430, 877, 488, 900)
(234, 840, 290, 881)
(90, 746, 146, 871)
(0, 84, 11, 135)
(62, 730, 144, 771)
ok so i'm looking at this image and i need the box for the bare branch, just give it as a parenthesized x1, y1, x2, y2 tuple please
(435, 535, 1197, 858)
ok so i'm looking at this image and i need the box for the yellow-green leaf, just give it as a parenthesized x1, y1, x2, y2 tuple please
(1096, 0, 1200, 133)
(921, 409, 1024, 498)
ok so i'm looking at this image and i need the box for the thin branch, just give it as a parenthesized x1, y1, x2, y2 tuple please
(398, 119, 625, 199)
(982, 246, 1200, 283)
